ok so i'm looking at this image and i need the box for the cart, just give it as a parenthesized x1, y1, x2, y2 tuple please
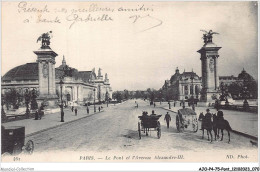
(176, 108, 198, 132)
(1, 126, 34, 156)
(138, 113, 162, 139)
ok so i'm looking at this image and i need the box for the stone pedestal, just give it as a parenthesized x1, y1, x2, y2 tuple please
(34, 48, 59, 108)
(198, 42, 221, 105)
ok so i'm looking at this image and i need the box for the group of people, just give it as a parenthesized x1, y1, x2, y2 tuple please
(71, 105, 103, 116)
(34, 105, 44, 120)
(141, 110, 172, 129)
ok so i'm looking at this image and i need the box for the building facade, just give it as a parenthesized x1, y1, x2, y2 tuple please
(162, 68, 202, 101)
(1, 32, 112, 107)
(162, 67, 254, 101)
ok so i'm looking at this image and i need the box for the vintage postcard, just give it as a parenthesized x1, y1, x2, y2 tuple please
(1, 0, 259, 171)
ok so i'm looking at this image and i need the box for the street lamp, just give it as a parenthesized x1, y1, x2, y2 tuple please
(93, 87, 96, 112)
(59, 79, 64, 122)
(24, 89, 30, 119)
(220, 82, 229, 106)
(106, 90, 109, 107)
(190, 71, 195, 111)
(242, 80, 249, 110)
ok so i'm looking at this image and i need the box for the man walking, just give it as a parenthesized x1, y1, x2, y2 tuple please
(164, 112, 171, 129)
(71, 106, 74, 112)
(75, 108, 78, 116)
(86, 107, 89, 114)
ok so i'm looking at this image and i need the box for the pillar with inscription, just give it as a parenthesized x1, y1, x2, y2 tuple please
(197, 30, 221, 105)
(34, 31, 58, 107)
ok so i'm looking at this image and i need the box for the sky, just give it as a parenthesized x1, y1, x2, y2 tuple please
(2, 1, 258, 91)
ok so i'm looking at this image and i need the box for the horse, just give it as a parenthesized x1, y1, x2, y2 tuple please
(201, 113, 213, 142)
(142, 111, 149, 135)
(212, 114, 219, 140)
(214, 111, 232, 143)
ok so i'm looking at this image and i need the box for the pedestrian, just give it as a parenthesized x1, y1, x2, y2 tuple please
(35, 110, 39, 120)
(75, 108, 77, 116)
(137, 103, 138, 108)
(87, 107, 89, 114)
(154, 103, 156, 107)
(164, 112, 171, 128)
(71, 106, 74, 112)
(174, 101, 176, 107)
(98, 106, 101, 112)
(39, 109, 42, 120)
(198, 112, 204, 130)
(150, 110, 157, 116)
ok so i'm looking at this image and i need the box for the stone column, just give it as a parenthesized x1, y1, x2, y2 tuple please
(52, 63, 56, 95)
(178, 84, 182, 96)
(77, 86, 79, 101)
(214, 56, 219, 90)
(205, 57, 209, 91)
(48, 61, 53, 95)
(38, 60, 43, 95)
(188, 85, 190, 96)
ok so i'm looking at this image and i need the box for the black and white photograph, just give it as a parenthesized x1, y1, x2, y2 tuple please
(1, 1, 259, 171)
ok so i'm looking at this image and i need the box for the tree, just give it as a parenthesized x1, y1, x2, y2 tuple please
(227, 82, 242, 99)
(112, 91, 123, 102)
(30, 89, 38, 110)
(24, 89, 31, 118)
(5, 89, 21, 109)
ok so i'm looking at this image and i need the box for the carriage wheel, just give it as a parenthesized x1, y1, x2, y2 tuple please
(138, 122, 141, 139)
(157, 121, 161, 139)
(193, 118, 198, 133)
(24, 140, 34, 155)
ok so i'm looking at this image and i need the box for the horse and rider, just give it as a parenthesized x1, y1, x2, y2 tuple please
(200, 109, 232, 143)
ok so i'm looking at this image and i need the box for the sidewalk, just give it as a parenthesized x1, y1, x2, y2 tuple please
(2, 105, 105, 137)
(158, 102, 258, 138)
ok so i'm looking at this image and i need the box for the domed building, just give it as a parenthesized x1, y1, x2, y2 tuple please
(162, 67, 256, 101)
(2, 58, 112, 106)
(2, 31, 113, 107)
(162, 67, 202, 101)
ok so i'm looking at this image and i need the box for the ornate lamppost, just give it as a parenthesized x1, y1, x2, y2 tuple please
(24, 89, 31, 119)
(105, 90, 109, 107)
(93, 87, 96, 112)
(220, 82, 229, 106)
(1, 94, 6, 121)
(242, 80, 249, 110)
(190, 71, 195, 111)
(59, 79, 64, 122)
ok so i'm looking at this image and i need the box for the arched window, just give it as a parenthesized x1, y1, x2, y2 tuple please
(190, 85, 193, 95)
(67, 94, 71, 101)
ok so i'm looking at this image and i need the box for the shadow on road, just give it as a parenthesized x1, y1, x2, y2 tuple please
(160, 124, 179, 133)
(121, 129, 140, 140)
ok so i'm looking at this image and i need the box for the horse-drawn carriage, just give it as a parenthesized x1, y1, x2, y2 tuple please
(138, 112, 161, 139)
(176, 108, 198, 132)
(1, 126, 34, 156)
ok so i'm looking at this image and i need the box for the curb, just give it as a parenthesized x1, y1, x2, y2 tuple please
(159, 107, 258, 141)
(231, 130, 258, 141)
(159, 107, 177, 113)
(25, 110, 104, 138)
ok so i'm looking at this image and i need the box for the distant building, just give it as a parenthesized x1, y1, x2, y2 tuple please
(162, 67, 202, 101)
(1, 56, 112, 106)
(162, 67, 255, 101)
(219, 68, 256, 86)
